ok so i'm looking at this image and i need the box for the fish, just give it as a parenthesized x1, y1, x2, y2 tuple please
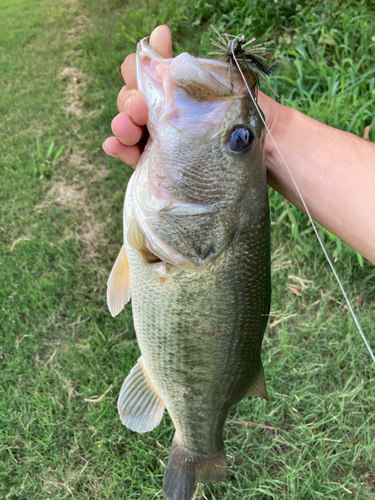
(107, 36, 271, 500)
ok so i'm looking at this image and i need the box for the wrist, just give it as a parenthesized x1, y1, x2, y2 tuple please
(258, 92, 297, 185)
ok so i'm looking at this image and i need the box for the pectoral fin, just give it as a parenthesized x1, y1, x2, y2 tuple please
(245, 363, 269, 400)
(127, 216, 161, 263)
(107, 245, 130, 317)
(118, 356, 165, 433)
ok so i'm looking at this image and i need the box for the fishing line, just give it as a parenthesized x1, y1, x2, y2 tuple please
(230, 37, 375, 364)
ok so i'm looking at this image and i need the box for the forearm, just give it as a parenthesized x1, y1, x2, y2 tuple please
(260, 93, 375, 264)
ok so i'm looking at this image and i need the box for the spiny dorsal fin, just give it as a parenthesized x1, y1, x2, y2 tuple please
(245, 363, 269, 400)
(107, 245, 130, 317)
(117, 356, 165, 433)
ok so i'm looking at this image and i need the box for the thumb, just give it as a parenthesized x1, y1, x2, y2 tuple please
(149, 25, 173, 58)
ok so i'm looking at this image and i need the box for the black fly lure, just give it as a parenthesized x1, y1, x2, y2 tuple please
(208, 25, 277, 97)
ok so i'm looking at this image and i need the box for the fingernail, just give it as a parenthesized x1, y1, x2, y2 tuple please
(102, 141, 117, 158)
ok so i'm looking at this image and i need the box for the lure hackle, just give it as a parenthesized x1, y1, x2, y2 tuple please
(209, 24, 278, 97)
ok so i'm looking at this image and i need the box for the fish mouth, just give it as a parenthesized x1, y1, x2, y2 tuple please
(137, 36, 250, 100)
(136, 37, 253, 140)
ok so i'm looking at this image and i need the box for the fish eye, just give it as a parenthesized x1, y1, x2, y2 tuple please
(228, 125, 254, 153)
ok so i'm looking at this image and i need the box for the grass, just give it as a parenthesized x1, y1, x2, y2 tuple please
(0, 0, 374, 499)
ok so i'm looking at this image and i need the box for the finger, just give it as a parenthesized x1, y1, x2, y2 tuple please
(102, 137, 142, 169)
(120, 26, 173, 88)
(149, 25, 173, 58)
(117, 87, 148, 126)
(121, 53, 137, 88)
(111, 112, 143, 146)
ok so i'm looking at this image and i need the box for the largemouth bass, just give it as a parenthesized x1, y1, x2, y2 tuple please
(107, 36, 271, 500)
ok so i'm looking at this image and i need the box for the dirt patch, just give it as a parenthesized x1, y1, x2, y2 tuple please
(60, 66, 86, 118)
(74, 216, 107, 260)
(60, 65, 103, 122)
(39, 1, 112, 264)
(36, 180, 107, 260)
(67, 145, 109, 182)
(52, 1, 111, 261)
(64, 0, 92, 41)
(36, 181, 87, 211)
(65, 13, 92, 42)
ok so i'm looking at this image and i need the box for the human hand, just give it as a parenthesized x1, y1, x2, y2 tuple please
(102, 25, 173, 168)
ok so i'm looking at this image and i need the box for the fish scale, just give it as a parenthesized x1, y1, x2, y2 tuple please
(163, 138, 244, 201)
(107, 36, 271, 500)
(129, 229, 270, 456)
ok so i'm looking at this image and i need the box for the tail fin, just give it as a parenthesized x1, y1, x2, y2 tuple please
(163, 436, 226, 500)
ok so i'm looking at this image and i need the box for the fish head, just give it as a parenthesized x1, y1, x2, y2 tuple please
(131, 38, 267, 269)
(136, 37, 264, 174)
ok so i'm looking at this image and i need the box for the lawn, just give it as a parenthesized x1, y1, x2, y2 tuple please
(1, 0, 374, 499)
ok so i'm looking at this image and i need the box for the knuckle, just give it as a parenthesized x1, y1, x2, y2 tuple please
(117, 89, 127, 111)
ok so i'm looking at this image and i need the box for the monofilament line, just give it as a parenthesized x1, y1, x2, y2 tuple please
(231, 40, 375, 364)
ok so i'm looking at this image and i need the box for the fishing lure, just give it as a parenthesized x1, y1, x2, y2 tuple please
(209, 24, 277, 96)
(209, 26, 375, 364)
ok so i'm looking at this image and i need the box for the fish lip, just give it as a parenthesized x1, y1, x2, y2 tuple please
(137, 36, 169, 63)
(138, 37, 231, 72)
(137, 37, 249, 98)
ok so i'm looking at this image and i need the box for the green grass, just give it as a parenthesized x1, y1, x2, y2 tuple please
(1, 0, 374, 499)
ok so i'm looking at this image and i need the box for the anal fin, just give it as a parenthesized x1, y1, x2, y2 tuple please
(107, 245, 130, 317)
(117, 356, 165, 433)
(245, 363, 269, 400)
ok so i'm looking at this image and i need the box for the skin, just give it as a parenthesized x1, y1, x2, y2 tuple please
(103, 25, 375, 265)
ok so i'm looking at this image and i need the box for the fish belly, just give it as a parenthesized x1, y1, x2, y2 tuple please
(122, 159, 270, 499)
(128, 214, 271, 456)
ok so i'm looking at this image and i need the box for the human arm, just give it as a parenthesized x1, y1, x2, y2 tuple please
(103, 25, 375, 265)
(260, 92, 375, 264)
